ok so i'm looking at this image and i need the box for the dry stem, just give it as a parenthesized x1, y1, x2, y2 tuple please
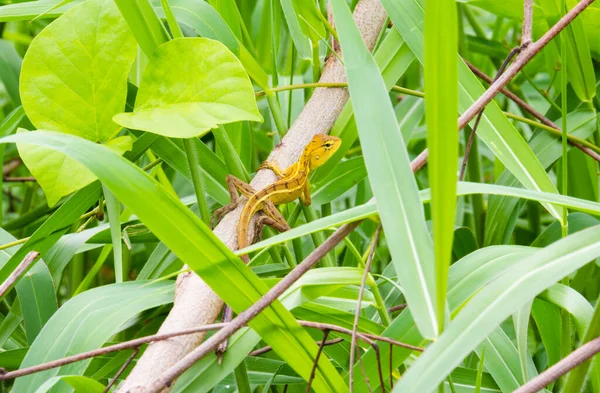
(0, 251, 40, 299)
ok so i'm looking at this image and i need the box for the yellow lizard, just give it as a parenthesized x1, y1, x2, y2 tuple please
(211, 134, 340, 359)
(212, 134, 342, 261)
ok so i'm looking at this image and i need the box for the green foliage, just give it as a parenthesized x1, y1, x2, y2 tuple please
(424, 0, 458, 333)
(17, 0, 136, 206)
(113, 38, 262, 138)
(1, 0, 600, 392)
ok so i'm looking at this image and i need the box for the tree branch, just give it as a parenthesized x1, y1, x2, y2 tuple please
(521, 0, 534, 47)
(146, 222, 362, 392)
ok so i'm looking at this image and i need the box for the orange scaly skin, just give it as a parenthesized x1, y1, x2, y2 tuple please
(236, 134, 341, 258)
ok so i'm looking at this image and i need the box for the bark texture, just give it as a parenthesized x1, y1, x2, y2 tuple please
(118, 1, 387, 391)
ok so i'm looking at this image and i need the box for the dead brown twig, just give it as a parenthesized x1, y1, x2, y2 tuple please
(466, 61, 600, 163)
(0, 310, 421, 382)
(0, 251, 40, 299)
(350, 226, 383, 393)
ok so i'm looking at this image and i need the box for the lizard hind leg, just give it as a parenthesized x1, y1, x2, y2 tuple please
(253, 202, 292, 242)
(211, 175, 257, 229)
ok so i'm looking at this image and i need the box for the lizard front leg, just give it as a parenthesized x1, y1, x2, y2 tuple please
(212, 175, 257, 229)
(258, 161, 289, 178)
(300, 182, 311, 206)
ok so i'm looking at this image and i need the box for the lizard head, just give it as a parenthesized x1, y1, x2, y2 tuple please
(305, 134, 341, 169)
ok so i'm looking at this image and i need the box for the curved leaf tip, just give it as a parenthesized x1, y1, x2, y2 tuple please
(113, 37, 263, 138)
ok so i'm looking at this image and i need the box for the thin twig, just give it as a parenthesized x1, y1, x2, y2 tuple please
(0, 316, 421, 381)
(371, 343, 386, 393)
(2, 159, 21, 176)
(306, 330, 330, 393)
(466, 61, 600, 163)
(522, 0, 534, 47)
(512, 336, 600, 393)
(3, 176, 36, 182)
(460, 47, 521, 180)
(103, 347, 139, 393)
(0, 323, 227, 380)
(299, 321, 424, 352)
(411, 0, 596, 172)
(388, 304, 407, 313)
(358, 352, 374, 393)
(350, 226, 382, 393)
(0, 251, 40, 299)
(250, 337, 343, 357)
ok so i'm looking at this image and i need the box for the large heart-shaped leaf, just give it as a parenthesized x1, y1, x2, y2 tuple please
(18, 0, 136, 206)
(113, 38, 262, 138)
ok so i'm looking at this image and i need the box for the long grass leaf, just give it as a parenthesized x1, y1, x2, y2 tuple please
(424, 0, 458, 332)
(331, 0, 438, 338)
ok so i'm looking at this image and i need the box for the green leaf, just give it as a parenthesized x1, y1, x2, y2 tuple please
(17, 0, 137, 206)
(0, 228, 58, 345)
(113, 38, 262, 138)
(312, 157, 368, 205)
(45, 224, 109, 283)
(424, 0, 458, 333)
(331, 0, 438, 339)
(476, 327, 538, 392)
(155, 0, 238, 53)
(0, 182, 101, 288)
(12, 282, 173, 392)
(0, 0, 79, 22)
(1, 131, 347, 393)
(103, 186, 124, 282)
(0, 348, 28, 371)
(15, 261, 58, 344)
(20, 0, 135, 141)
(34, 376, 105, 393)
(0, 39, 22, 105)
(278, 0, 312, 59)
(382, 0, 562, 221)
(485, 109, 597, 245)
(392, 223, 600, 392)
(353, 245, 534, 392)
(513, 301, 533, 382)
(292, 0, 326, 43)
(113, 0, 169, 57)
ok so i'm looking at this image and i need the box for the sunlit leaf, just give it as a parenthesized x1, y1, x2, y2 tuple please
(113, 38, 262, 138)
